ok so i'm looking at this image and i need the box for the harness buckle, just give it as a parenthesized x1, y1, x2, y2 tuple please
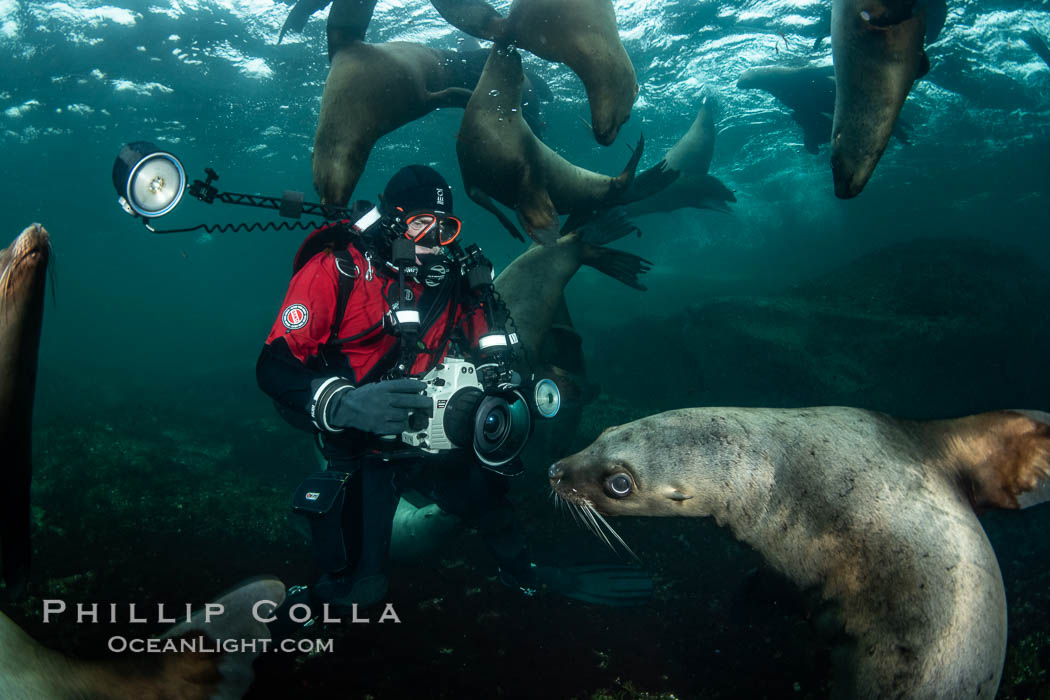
(335, 256, 360, 279)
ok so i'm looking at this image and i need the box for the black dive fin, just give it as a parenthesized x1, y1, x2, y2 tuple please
(535, 564, 654, 607)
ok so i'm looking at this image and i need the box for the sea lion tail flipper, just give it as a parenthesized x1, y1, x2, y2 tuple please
(326, 0, 379, 57)
(609, 134, 647, 196)
(1021, 30, 1050, 69)
(428, 0, 508, 42)
(426, 87, 474, 111)
(466, 186, 525, 242)
(933, 410, 1050, 510)
(279, 0, 333, 43)
(578, 243, 651, 291)
(619, 159, 681, 206)
(691, 173, 737, 208)
(576, 207, 640, 245)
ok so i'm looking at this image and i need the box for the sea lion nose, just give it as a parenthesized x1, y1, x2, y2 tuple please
(548, 462, 563, 480)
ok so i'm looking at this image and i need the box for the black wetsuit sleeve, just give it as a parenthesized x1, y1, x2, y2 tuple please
(256, 337, 327, 418)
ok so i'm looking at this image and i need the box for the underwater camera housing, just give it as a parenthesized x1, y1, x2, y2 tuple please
(401, 358, 560, 473)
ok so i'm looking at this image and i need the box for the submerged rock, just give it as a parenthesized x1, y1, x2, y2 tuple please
(588, 237, 1050, 418)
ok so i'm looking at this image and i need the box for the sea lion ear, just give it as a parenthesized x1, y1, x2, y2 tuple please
(668, 489, 693, 502)
(940, 410, 1050, 510)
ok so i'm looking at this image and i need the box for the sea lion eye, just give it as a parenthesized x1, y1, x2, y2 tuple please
(605, 473, 632, 498)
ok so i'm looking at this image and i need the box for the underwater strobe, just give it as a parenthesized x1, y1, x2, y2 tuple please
(111, 140, 348, 235)
(112, 142, 186, 219)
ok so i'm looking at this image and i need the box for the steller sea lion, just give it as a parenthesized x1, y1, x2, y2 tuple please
(620, 95, 736, 217)
(738, 64, 912, 155)
(739, 64, 838, 154)
(495, 213, 648, 454)
(312, 40, 474, 206)
(831, 0, 929, 198)
(456, 44, 671, 244)
(549, 406, 1050, 699)
(441, 46, 552, 139)
(0, 577, 284, 698)
(0, 224, 50, 596)
(429, 0, 637, 145)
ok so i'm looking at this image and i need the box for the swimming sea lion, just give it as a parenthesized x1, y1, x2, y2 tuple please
(0, 224, 50, 596)
(550, 406, 1050, 698)
(739, 64, 837, 154)
(313, 40, 473, 206)
(0, 577, 284, 698)
(430, 0, 637, 145)
(738, 64, 912, 155)
(456, 44, 670, 243)
(620, 96, 736, 217)
(831, 0, 929, 198)
(495, 214, 647, 453)
(812, 0, 946, 50)
(441, 47, 552, 138)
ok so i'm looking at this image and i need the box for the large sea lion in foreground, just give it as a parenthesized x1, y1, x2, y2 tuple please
(430, 0, 637, 145)
(0, 223, 50, 595)
(313, 40, 473, 206)
(550, 406, 1050, 698)
(457, 44, 672, 243)
(620, 96, 736, 217)
(831, 0, 929, 198)
(0, 577, 284, 698)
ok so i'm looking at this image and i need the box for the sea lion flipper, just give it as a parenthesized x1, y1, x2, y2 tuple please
(576, 207, 640, 246)
(426, 87, 474, 110)
(578, 243, 650, 291)
(620, 159, 680, 205)
(326, 0, 380, 59)
(466, 186, 525, 242)
(515, 187, 560, 245)
(930, 410, 1050, 510)
(279, 0, 333, 43)
(1022, 30, 1050, 69)
(428, 0, 509, 42)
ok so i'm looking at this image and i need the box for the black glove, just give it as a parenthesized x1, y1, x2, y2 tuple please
(324, 379, 432, 435)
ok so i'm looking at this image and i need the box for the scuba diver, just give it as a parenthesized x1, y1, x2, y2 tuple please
(256, 165, 651, 619)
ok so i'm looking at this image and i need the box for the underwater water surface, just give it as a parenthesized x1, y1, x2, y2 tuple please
(1, 0, 1049, 697)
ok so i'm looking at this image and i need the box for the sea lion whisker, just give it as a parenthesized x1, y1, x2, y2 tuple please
(581, 502, 616, 553)
(589, 508, 640, 562)
(568, 500, 583, 527)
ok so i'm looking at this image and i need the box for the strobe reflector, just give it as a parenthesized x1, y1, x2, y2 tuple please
(532, 378, 561, 419)
(112, 141, 186, 218)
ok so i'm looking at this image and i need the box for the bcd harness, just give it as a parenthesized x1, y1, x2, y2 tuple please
(291, 204, 504, 386)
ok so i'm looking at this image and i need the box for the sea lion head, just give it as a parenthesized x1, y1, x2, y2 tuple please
(0, 223, 50, 317)
(587, 70, 638, 146)
(549, 410, 717, 518)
